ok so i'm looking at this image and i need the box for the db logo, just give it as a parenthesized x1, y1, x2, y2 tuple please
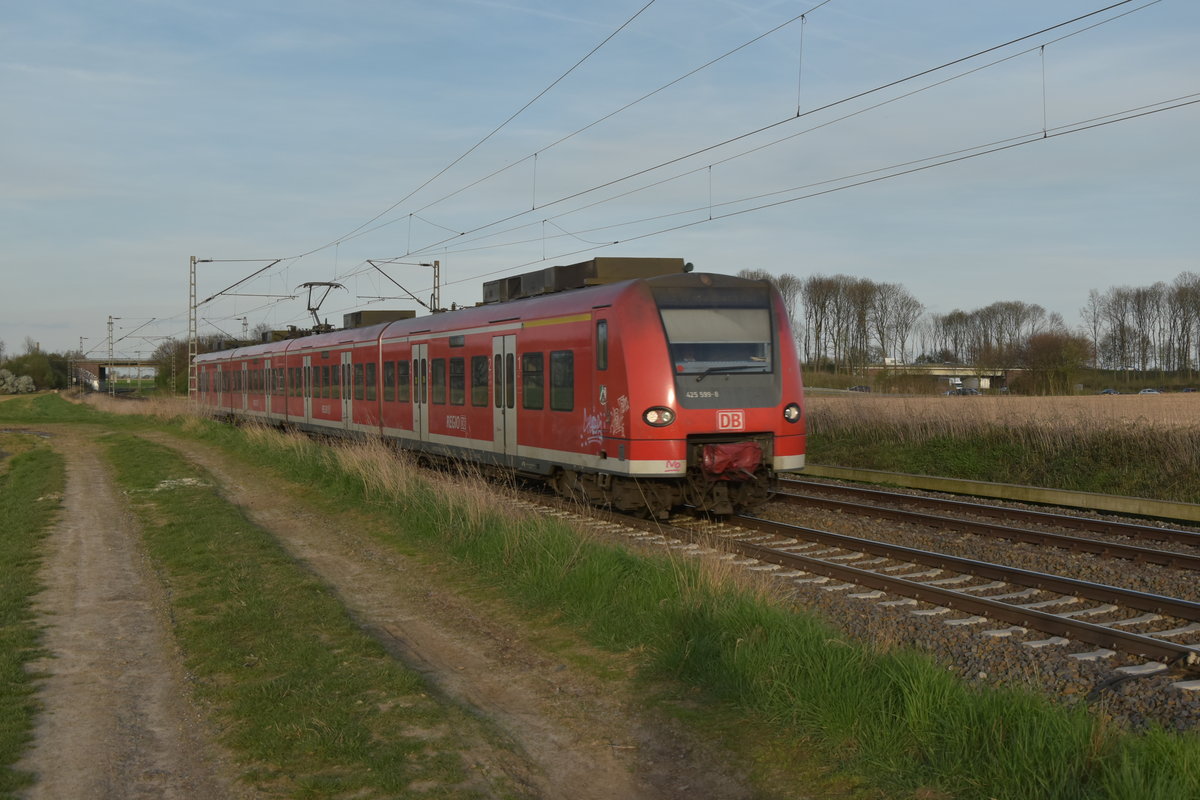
(717, 409, 745, 431)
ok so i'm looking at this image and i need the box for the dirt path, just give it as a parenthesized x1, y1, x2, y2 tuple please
(17, 428, 244, 800)
(16, 422, 759, 798)
(142, 431, 756, 800)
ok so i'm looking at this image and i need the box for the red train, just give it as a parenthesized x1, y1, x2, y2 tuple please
(193, 257, 806, 516)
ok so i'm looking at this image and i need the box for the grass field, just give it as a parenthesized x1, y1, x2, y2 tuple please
(0, 440, 64, 796)
(4, 392, 1199, 798)
(805, 393, 1200, 503)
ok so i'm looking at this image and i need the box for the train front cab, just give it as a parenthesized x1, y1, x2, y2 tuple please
(617, 273, 806, 514)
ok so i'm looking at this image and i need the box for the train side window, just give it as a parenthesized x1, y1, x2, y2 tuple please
(397, 361, 410, 402)
(383, 362, 395, 402)
(449, 357, 465, 405)
(493, 355, 502, 408)
(331, 362, 341, 399)
(596, 320, 608, 370)
(505, 354, 515, 409)
(550, 350, 573, 411)
(431, 358, 446, 404)
(521, 353, 544, 410)
(471, 355, 489, 407)
(354, 363, 364, 401)
(366, 363, 377, 401)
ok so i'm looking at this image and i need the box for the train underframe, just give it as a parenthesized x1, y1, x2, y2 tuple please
(550, 435, 776, 518)
(549, 467, 774, 518)
(215, 411, 777, 519)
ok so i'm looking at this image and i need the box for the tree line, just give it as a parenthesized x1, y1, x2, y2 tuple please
(4, 270, 1197, 394)
(740, 268, 1199, 386)
(1082, 273, 1200, 373)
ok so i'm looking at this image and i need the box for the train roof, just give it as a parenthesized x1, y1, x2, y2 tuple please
(194, 267, 773, 362)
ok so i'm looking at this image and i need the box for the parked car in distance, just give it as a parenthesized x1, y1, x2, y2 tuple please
(1181, 388, 1197, 393)
(848, 385, 871, 393)
(1138, 388, 1161, 394)
(1098, 388, 1119, 395)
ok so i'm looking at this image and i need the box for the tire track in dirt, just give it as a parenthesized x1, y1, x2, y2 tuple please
(18, 428, 245, 800)
(145, 430, 755, 800)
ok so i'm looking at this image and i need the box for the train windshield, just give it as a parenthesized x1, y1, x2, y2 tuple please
(654, 286, 773, 376)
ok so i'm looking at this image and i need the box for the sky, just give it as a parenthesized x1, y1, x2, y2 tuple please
(2, 0, 1197, 359)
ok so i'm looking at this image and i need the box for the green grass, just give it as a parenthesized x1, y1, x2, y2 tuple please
(188, 424, 1200, 800)
(809, 426, 1200, 503)
(0, 394, 103, 424)
(8, 396, 1200, 798)
(0, 443, 64, 797)
(103, 434, 504, 799)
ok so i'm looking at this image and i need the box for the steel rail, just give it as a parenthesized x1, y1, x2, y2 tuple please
(779, 478, 1200, 548)
(706, 520, 1199, 665)
(726, 513, 1200, 622)
(773, 491, 1200, 571)
(543, 500, 1200, 663)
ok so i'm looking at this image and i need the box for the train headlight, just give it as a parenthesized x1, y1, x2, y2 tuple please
(643, 406, 676, 427)
(783, 403, 802, 423)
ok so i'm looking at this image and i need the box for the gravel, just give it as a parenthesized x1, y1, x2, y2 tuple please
(751, 492, 1200, 733)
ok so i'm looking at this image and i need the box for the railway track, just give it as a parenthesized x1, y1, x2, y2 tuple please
(536, 496, 1200, 670)
(779, 477, 1200, 550)
(774, 479, 1200, 571)
(523, 491, 1200, 730)
(674, 512, 1200, 667)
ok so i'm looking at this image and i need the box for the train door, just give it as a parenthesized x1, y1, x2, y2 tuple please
(240, 363, 248, 411)
(302, 355, 313, 422)
(340, 352, 353, 429)
(265, 358, 274, 416)
(491, 335, 517, 457)
(412, 343, 429, 441)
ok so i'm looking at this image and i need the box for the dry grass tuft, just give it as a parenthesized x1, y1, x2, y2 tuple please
(77, 392, 194, 421)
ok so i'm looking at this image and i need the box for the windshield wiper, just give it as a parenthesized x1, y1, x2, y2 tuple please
(695, 365, 766, 383)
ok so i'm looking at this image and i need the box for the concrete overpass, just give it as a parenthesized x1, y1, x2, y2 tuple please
(864, 363, 1019, 390)
(71, 359, 158, 390)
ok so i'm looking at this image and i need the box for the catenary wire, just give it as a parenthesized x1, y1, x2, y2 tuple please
(377, 0, 1155, 263)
